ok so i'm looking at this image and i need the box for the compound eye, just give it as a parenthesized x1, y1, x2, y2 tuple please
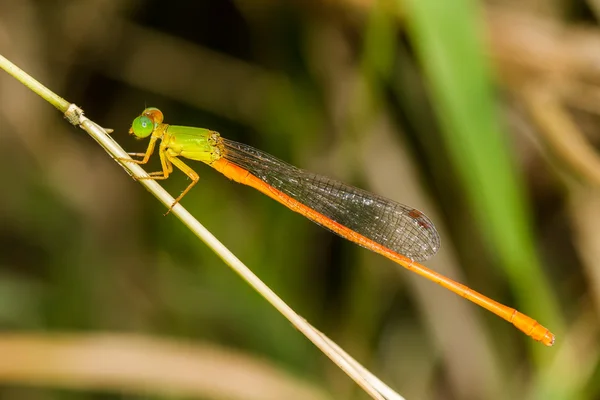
(131, 115, 154, 138)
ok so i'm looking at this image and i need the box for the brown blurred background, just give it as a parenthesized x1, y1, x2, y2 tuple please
(1, 0, 599, 399)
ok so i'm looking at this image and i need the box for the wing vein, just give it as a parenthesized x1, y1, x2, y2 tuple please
(221, 138, 440, 261)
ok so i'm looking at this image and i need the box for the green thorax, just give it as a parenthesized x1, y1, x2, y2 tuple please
(163, 124, 223, 164)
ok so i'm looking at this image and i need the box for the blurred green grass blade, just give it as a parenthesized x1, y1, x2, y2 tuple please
(363, 2, 396, 83)
(400, 0, 562, 344)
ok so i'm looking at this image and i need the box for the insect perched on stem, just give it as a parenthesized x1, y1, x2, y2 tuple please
(121, 107, 555, 346)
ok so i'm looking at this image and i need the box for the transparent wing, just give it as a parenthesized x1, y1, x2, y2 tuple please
(222, 139, 440, 261)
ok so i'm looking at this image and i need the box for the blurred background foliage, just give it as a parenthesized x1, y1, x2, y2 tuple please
(0, 0, 599, 399)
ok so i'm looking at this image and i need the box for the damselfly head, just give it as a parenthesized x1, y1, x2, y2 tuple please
(128, 107, 166, 139)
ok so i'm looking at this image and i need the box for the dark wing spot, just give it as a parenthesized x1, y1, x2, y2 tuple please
(408, 209, 431, 230)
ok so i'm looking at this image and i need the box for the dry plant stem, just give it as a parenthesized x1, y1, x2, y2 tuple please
(0, 53, 399, 400)
(0, 333, 331, 400)
(0, 54, 70, 112)
(77, 107, 392, 400)
(312, 328, 405, 400)
(520, 85, 600, 186)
